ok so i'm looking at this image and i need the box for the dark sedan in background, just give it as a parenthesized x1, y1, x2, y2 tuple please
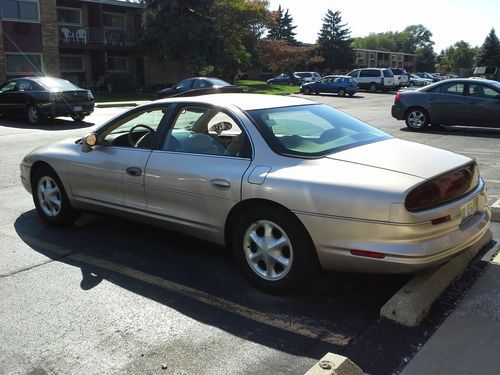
(157, 77, 243, 98)
(266, 73, 304, 85)
(0, 77, 94, 124)
(300, 75, 358, 96)
(392, 78, 500, 130)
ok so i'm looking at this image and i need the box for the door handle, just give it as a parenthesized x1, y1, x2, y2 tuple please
(126, 166, 142, 177)
(210, 179, 231, 190)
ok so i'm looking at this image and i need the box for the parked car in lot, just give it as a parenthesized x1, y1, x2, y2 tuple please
(392, 78, 500, 130)
(21, 93, 491, 293)
(347, 68, 395, 92)
(414, 72, 442, 83)
(408, 74, 432, 87)
(300, 75, 358, 96)
(294, 71, 321, 82)
(267, 73, 304, 85)
(157, 77, 242, 98)
(0, 77, 94, 124)
(389, 68, 410, 88)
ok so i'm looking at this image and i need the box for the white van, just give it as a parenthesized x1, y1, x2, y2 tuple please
(347, 68, 395, 92)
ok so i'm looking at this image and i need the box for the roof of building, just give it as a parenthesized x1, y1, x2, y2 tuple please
(80, 0, 145, 9)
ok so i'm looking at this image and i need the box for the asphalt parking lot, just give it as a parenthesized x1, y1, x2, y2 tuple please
(0, 93, 499, 375)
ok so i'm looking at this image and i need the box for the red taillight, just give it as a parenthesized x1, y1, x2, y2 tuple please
(405, 163, 479, 212)
(431, 215, 451, 225)
(351, 250, 385, 259)
(394, 92, 402, 103)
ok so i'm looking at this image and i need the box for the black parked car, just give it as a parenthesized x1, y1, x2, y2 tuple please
(0, 77, 94, 124)
(266, 73, 304, 85)
(157, 77, 243, 98)
(391, 78, 500, 130)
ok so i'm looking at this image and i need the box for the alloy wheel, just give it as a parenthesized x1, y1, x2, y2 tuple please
(37, 176, 62, 217)
(407, 110, 427, 129)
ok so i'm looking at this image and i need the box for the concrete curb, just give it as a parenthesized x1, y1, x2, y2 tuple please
(380, 229, 493, 326)
(304, 353, 364, 375)
(491, 199, 500, 222)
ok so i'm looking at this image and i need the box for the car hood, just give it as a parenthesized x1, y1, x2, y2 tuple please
(326, 138, 472, 179)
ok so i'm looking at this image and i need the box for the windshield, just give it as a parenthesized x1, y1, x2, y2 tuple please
(247, 104, 391, 157)
(38, 77, 79, 91)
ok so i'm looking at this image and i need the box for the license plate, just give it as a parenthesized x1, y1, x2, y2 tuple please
(74, 106, 83, 111)
(461, 198, 478, 221)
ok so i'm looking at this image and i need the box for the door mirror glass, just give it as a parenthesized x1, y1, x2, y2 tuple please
(82, 134, 97, 152)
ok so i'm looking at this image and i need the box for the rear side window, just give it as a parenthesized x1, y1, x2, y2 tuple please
(360, 69, 380, 78)
(347, 70, 360, 78)
(433, 82, 464, 95)
(383, 70, 393, 77)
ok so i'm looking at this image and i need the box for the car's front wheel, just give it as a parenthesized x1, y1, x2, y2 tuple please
(405, 108, 429, 130)
(71, 113, 86, 122)
(232, 206, 319, 294)
(303, 87, 311, 95)
(338, 88, 346, 97)
(32, 166, 80, 225)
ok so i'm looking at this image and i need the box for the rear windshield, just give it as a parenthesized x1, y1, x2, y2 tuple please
(38, 77, 79, 91)
(247, 104, 391, 158)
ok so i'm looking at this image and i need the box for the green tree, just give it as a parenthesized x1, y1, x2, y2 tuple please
(443, 41, 477, 73)
(267, 5, 297, 44)
(404, 24, 434, 50)
(416, 45, 436, 71)
(476, 28, 500, 67)
(317, 9, 353, 71)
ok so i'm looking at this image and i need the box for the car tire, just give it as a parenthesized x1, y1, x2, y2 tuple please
(71, 113, 86, 122)
(338, 88, 346, 97)
(26, 103, 40, 124)
(405, 108, 429, 131)
(303, 87, 311, 95)
(408, 82, 415, 87)
(232, 206, 319, 294)
(32, 166, 80, 225)
(368, 83, 377, 93)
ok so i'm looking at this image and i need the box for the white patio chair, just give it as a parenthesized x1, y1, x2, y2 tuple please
(61, 27, 75, 43)
(76, 28, 87, 44)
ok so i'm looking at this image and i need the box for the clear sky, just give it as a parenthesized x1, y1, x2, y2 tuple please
(268, 0, 500, 52)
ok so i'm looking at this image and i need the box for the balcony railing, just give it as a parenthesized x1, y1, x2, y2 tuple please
(58, 26, 141, 48)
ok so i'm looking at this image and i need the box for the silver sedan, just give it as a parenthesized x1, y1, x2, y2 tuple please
(20, 94, 491, 293)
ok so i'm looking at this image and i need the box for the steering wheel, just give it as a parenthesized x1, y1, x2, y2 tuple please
(128, 124, 155, 147)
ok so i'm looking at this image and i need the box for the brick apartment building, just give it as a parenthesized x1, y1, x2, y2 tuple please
(353, 48, 417, 71)
(0, 0, 176, 89)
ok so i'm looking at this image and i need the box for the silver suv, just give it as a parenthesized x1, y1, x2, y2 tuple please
(347, 68, 395, 92)
(294, 71, 321, 82)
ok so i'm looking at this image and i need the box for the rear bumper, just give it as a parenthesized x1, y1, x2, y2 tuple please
(391, 104, 405, 120)
(36, 101, 94, 116)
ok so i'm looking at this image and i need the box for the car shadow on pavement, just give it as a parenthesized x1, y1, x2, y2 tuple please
(0, 116, 94, 130)
(399, 126, 500, 138)
(14, 210, 432, 374)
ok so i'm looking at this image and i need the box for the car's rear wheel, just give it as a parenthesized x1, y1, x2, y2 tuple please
(26, 104, 40, 124)
(368, 83, 377, 93)
(71, 113, 86, 122)
(338, 88, 346, 97)
(232, 206, 319, 294)
(408, 82, 415, 87)
(405, 108, 429, 130)
(303, 87, 311, 95)
(32, 166, 80, 225)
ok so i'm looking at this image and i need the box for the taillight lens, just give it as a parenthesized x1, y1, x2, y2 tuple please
(394, 92, 402, 103)
(405, 163, 479, 212)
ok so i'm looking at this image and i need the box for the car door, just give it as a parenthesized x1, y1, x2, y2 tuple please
(67, 105, 171, 213)
(144, 104, 252, 243)
(0, 80, 18, 115)
(465, 82, 500, 127)
(426, 82, 465, 124)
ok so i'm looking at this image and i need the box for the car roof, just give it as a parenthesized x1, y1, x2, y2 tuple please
(154, 93, 316, 111)
(324, 75, 351, 78)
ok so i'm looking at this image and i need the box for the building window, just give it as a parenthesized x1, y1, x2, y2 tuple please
(57, 7, 81, 25)
(1, 0, 39, 21)
(106, 55, 128, 72)
(60, 55, 84, 72)
(102, 12, 125, 29)
(6, 53, 42, 74)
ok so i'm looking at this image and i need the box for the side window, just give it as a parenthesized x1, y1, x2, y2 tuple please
(15, 80, 33, 91)
(100, 107, 169, 148)
(383, 70, 393, 77)
(439, 83, 464, 95)
(163, 107, 248, 157)
(0, 81, 16, 93)
(333, 77, 342, 83)
(470, 84, 498, 99)
(347, 70, 359, 78)
(176, 79, 192, 90)
(192, 80, 207, 89)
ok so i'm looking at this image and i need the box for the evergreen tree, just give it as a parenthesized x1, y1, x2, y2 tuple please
(267, 5, 297, 44)
(316, 10, 353, 72)
(476, 28, 500, 67)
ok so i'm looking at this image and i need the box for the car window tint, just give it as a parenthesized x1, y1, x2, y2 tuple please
(383, 70, 393, 77)
(16, 80, 33, 91)
(0, 81, 16, 93)
(470, 84, 498, 99)
(192, 80, 208, 89)
(334, 77, 342, 83)
(101, 107, 169, 148)
(360, 70, 379, 78)
(440, 83, 464, 95)
(163, 107, 246, 157)
(248, 104, 391, 157)
(176, 79, 192, 90)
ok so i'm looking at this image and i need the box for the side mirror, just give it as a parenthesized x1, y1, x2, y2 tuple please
(82, 134, 97, 153)
(209, 121, 232, 134)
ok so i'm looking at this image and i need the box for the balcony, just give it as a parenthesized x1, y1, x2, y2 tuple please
(58, 26, 141, 50)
